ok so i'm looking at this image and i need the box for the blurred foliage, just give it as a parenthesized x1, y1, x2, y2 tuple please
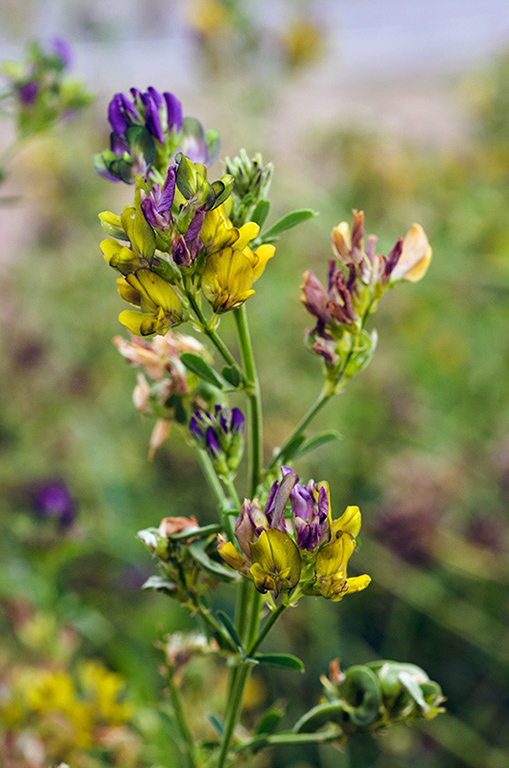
(1, 22, 509, 768)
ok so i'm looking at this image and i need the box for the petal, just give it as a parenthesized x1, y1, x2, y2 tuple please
(332, 505, 361, 539)
(250, 243, 275, 283)
(391, 224, 432, 283)
(235, 221, 260, 250)
(217, 538, 248, 572)
(117, 277, 141, 306)
(135, 270, 182, 315)
(344, 574, 371, 594)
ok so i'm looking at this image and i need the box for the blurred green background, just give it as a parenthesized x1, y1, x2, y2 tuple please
(1, 2, 509, 767)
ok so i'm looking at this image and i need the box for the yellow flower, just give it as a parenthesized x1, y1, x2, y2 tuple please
(314, 505, 371, 602)
(249, 529, 301, 595)
(201, 242, 275, 313)
(390, 223, 432, 283)
(117, 268, 182, 336)
(200, 202, 259, 256)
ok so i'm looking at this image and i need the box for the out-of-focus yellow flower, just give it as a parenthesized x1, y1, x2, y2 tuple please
(188, 0, 230, 36)
(117, 268, 182, 336)
(201, 242, 275, 313)
(79, 660, 133, 724)
(283, 19, 325, 69)
(390, 223, 432, 283)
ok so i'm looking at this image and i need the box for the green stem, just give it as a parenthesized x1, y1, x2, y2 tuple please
(217, 664, 252, 767)
(234, 726, 343, 753)
(265, 332, 359, 477)
(265, 387, 331, 474)
(166, 671, 198, 768)
(234, 305, 262, 496)
(197, 449, 235, 541)
(247, 601, 286, 656)
(186, 289, 247, 387)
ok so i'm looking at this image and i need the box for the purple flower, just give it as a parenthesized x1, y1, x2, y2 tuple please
(264, 467, 298, 531)
(290, 480, 330, 551)
(32, 481, 76, 529)
(49, 37, 72, 68)
(189, 406, 245, 475)
(141, 165, 177, 231)
(18, 81, 38, 106)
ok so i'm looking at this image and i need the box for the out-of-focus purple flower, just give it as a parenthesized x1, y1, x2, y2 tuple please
(49, 37, 72, 68)
(32, 481, 76, 528)
(18, 81, 38, 106)
(290, 480, 330, 551)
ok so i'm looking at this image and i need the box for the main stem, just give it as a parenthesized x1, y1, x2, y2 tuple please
(217, 307, 264, 767)
(234, 305, 262, 497)
(167, 671, 197, 768)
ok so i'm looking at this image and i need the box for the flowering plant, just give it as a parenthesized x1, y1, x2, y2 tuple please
(95, 85, 443, 766)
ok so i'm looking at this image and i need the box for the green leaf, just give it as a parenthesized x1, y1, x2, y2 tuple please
(168, 523, 221, 541)
(262, 209, 317, 242)
(277, 433, 305, 465)
(253, 653, 305, 672)
(208, 714, 224, 737)
(187, 540, 239, 580)
(180, 353, 224, 389)
(255, 704, 286, 735)
(293, 430, 341, 459)
(221, 365, 241, 388)
(216, 610, 245, 653)
(141, 575, 177, 596)
(251, 199, 270, 228)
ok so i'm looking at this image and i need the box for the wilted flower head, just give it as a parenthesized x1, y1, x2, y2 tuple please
(113, 330, 214, 458)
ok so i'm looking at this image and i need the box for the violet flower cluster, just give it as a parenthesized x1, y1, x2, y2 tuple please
(189, 406, 245, 478)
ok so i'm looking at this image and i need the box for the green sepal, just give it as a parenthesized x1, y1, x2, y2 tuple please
(255, 705, 286, 735)
(251, 653, 305, 672)
(121, 205, 156, 260)
(150, 252, 182, 283)
(180, 352, 224, 389)
(251, 199, 270, 228)
(221, 365, 241, 388)
(137, 527, 169, 560)
(175, 154, 198, 199)
(215, 610, 245, 653)
(126, 125, 156, 167)
(261, 209, 317, 243)
(211, 175, 234, 209)
(141, 575, 177, 596)
(187, 540, 239, 580)
(292, 431, 340, 460)
(98, 211, 129, 240)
